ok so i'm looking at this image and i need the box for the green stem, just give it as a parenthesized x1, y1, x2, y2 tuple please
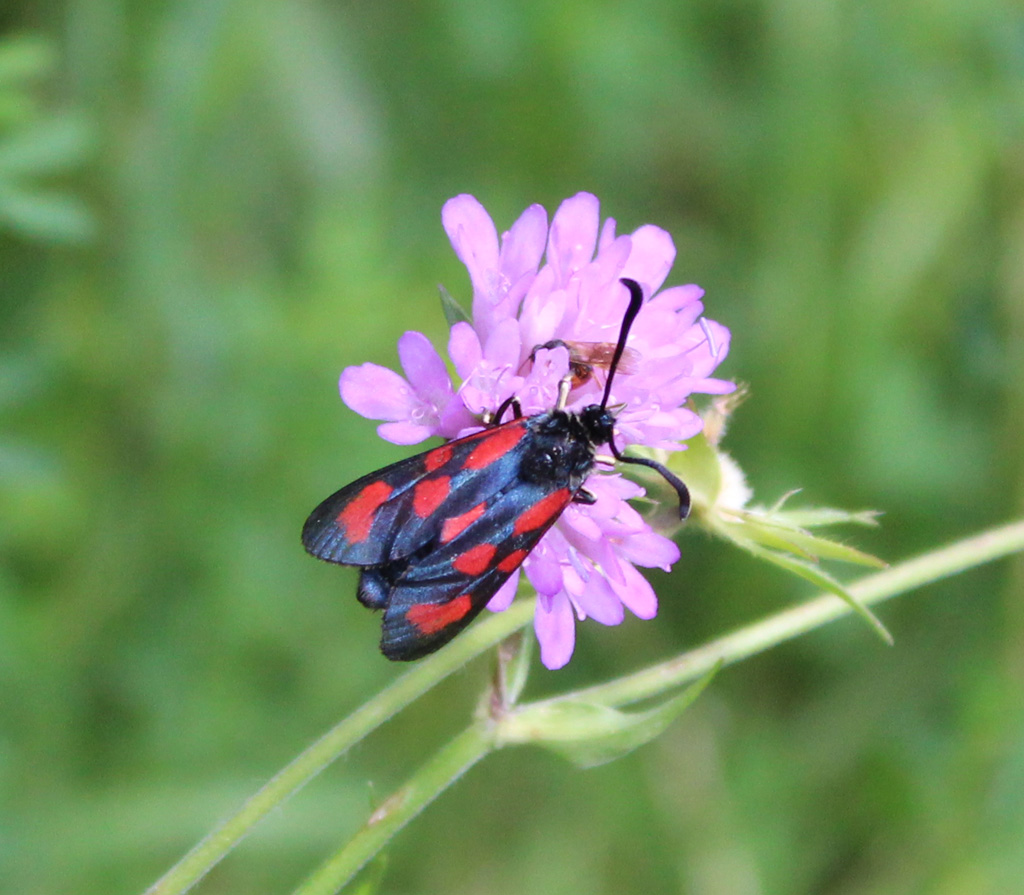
(292, 723, 494, 895)
(292, 517, 1024, 893)
(560, 516, 1024, 709)
(144, 599, 534, 895)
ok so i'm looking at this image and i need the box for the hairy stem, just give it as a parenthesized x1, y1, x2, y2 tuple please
(144, 600, 535, 895)
(292, 723, 494, 895)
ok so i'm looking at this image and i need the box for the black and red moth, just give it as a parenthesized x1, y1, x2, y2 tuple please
(302, 278, 690, 661)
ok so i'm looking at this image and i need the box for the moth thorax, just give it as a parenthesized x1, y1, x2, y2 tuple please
(520, 412, 595, 485)
(578, 405, 616, 447)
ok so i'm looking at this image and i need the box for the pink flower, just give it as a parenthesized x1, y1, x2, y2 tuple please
(339, 193, 734, 668)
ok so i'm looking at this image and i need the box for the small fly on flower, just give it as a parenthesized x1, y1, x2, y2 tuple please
(527, 340, 641, 390)
(302, 279, 690, 661)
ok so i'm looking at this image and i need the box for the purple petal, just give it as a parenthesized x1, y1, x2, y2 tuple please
(686, 320, 732, 378)
(648, 284, 704, 313)
(442, 195, 499, 299)
(610, 561, 659, 619)
(524, 536, 567, 596)
(575, 238, 634, 332)
(618, 529, 680, 570)
(340, 363, 415, 420)
(692, 377, 738, 396)
(535, 592, 576, 670)
(519, 278, 568, 350)
(436, 395, 477, 439)
(620, 225, 676, 294)
(447, 322, 482, 380)
(597, 216, 618, 252)
(500, 203, 548, 285)
(563, 562, 624, 626)
(397, 331, 452, 406)
(481, 317, 522, 371)
(561, 504, 604, 541)
(486, 569, 520, 612)
(547, 193, 600, 286)
(376, 420, 435, 445)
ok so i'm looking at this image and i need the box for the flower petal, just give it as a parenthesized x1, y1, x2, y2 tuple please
(547, 192, 600, 287)
(564, 561, 624, 626)
(621, 224, 676, 294)
(376, 420, 435, 445)
(481, 316, 522, 371)
(442, 194, 499, 300)
(535, 591, 576, 670)
(610, 561, 659, 619)
(618, 528, 680, 570)
(500, 203, 547, 286)
(486, 568, 521, 612)
(448, 321, 482, 380)
(397, 331, 452, 406)
(340, 363, 415, 421)
(524, 536, 566, 596)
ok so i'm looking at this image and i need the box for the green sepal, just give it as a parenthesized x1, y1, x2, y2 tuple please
(723, 507, 886, 569)
(767, 506, 882, 528)
(723, 526, 893, 644)
(496, 664, 718, 768)
(438, 283, 472, 327)
(661, 412, 889, 642)
(665, 429, 723, 508)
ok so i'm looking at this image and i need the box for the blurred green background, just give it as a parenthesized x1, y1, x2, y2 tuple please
(2, 1, 1023, 893)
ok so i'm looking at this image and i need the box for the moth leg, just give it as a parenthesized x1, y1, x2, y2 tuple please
(573, 488, 597, 505)
(492, 395, 523, 424)
(554, 376, 572, 410)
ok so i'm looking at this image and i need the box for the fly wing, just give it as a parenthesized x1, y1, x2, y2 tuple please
(378, 482, 575, 660)
(301, 418, 531, 567)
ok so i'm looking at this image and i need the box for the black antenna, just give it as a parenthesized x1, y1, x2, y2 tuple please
(600, 278, 645, 410)
(605, 278, 691, 519)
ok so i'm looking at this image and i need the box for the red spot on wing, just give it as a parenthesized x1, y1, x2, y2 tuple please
(513, 488, 571, 535)
(406, 594, 473, 635)
(452, 543, 498, 576)
(423, 443, 453, 472)
(498, 549, 528, 573)
(336, 481, 393, 543)
(463, 424, 526, 470)
(413, 476, 450, 517)
(440, 502, 487, 543)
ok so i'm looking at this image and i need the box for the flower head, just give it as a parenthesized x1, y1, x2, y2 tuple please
(339, 193, 734, 668)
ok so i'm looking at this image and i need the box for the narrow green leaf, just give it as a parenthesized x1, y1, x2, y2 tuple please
(772, 507, 882, 528)
(438, 283, 471, 327)
(765, 528, 886, 569)
(498, 664, 719, 768)
(724, 520, 819, 561)
(729, 532, 893, 644)
(726, 512, 886, 568)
